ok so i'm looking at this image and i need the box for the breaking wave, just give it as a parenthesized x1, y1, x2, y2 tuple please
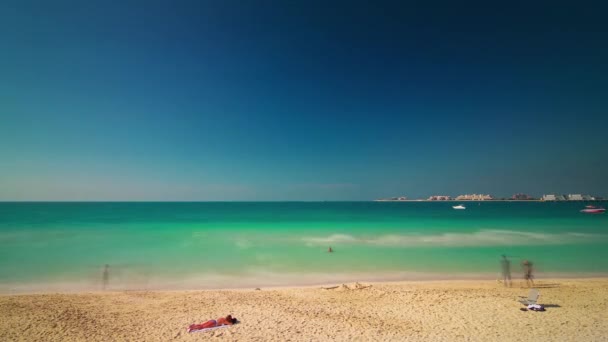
(303, 230, 606, 247)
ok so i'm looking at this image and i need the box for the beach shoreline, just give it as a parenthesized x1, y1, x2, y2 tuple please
(3, 271, 608, 295)
(3, 202, 607, 293)
(2, 278, 607, 341)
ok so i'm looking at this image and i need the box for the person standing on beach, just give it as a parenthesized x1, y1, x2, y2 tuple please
(500, 255, 511, 287)
(102, 264, 110, 290)
(522, 260, 534, 287)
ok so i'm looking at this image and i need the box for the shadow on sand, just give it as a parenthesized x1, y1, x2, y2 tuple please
(518, 282, 560, 289)
(533, 283, 561, 289)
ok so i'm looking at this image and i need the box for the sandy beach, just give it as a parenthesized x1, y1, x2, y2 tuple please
(1, 278, 607, 341)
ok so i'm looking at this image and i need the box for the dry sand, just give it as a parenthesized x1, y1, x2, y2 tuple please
(1, 278, 607, 341)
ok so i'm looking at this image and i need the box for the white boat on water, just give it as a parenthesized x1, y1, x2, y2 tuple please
(580, 205, 605, 214)
(453, 204, 466, 210)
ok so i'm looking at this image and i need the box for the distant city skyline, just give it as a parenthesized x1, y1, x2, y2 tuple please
(377, 193, 603, 201)
(1, 1, 608, 201)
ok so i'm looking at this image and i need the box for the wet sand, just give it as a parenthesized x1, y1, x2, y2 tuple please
(1, 278, 607, 341)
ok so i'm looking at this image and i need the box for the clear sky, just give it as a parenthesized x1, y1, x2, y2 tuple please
(1, 0, 607, 201)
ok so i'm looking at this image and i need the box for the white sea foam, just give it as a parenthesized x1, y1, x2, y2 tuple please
(303, 230, 606, 247)
(304, 234, 358, 245)
(235, 239, 252, 249)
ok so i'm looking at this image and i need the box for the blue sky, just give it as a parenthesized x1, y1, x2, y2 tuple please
(1, 0, 607, 200)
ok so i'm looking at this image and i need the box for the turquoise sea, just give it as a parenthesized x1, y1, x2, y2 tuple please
(1, 202, 607, 292)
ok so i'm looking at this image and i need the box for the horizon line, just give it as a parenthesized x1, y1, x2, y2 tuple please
(1, 199, 606, 203)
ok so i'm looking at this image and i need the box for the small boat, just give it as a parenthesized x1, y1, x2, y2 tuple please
(453, 204, 466, 210)
(580, 207, 605, 214)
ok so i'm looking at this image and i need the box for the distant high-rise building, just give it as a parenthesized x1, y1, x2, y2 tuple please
(512, 193, 533, 200)
(374, 196, 408, 201)
(428, 195, 452, 201)
(455, 194, 493, 201)
(543, 194, 566, 201)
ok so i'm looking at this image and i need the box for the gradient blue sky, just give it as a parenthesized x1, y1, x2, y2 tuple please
(1, 0, 607, 200)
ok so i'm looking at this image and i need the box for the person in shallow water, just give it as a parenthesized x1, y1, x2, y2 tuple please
(328, 246, 333, 253)
(188, 315, 237, 332)
(500, 255, 512, 287)
(522, 260, 534, 287)
(102, 264, 110, 290)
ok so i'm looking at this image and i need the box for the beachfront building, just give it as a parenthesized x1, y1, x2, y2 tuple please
(566, 194, 596, 201)
(542, 194, 567, 201)
(374, 196, 408, 201)
(512, 193, 533, 200)
(455, 194, 493, 201)
(428, 195, 452, 201)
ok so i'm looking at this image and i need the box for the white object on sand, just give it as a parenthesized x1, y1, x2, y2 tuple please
(188, 325, 231, 333)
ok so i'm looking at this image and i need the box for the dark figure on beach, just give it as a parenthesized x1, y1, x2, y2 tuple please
(328, 246, 333, 253)
(500, 255, 512, 287)
(102, 264, 110, 290)
(522, 260, 534, 287)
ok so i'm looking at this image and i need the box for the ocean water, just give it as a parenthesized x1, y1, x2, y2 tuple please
(0, 202, 607, 292)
